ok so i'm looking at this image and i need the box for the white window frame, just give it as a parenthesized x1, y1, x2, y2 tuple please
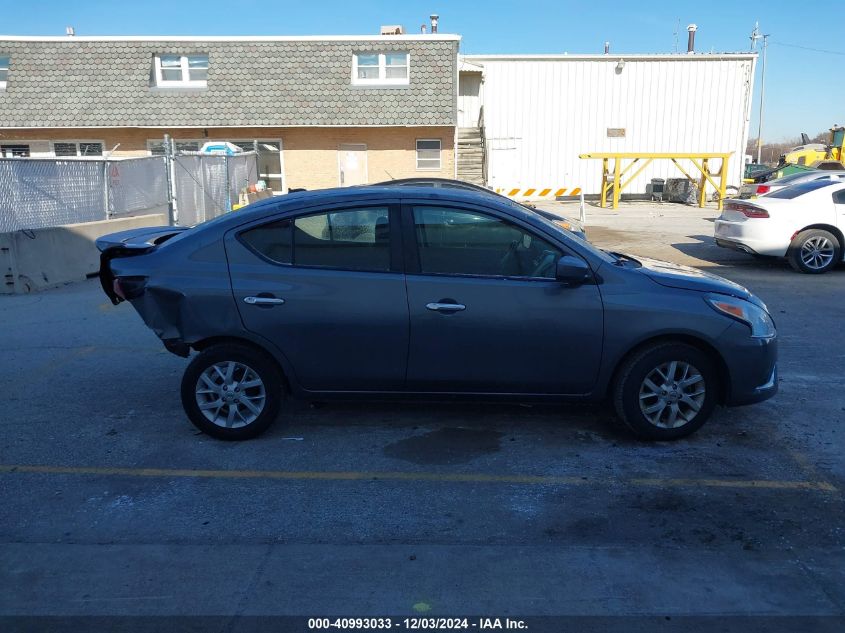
(0, 55, 8, 90)
(351, 51, 410, 86)
(50, 140, 105, 158)
(153, 54, 208, 88)
(416, 139, 442, 171)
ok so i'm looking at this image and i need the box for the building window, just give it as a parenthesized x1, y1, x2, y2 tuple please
(352, 52, 409, 86)
(53, 141, 104, 157)
(416, 139, 441, 170)
(1, 144, 30, 157)
(148, 140, 202, 155)
(0, 56, 8, 89)
(153, 54, 208, 87)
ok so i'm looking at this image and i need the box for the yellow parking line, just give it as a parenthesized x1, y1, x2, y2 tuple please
(0, 464, 837, 492)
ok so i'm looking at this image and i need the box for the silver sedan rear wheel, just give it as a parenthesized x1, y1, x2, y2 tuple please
(195, 361, 267, 428)
(638, 360, 706, 429)
(800, 236, 835, 271)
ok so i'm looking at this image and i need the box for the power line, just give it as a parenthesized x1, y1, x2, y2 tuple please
(770, 40, 845, 56)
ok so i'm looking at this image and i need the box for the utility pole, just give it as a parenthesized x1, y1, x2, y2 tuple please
(750, 23, 769, 164)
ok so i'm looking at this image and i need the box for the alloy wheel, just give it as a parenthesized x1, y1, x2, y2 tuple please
(195, 361, 266, 428)
(800, 236, 835, 270)
(638, 360, 706, 429)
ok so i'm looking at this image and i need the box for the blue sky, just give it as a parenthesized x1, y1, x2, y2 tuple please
(2, 0, 842, 140)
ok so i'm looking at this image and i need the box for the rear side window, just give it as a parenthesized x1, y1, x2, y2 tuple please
(413, 206, 562, 278)
(240, 206, 391, 272)
(767, 179, 838, 199)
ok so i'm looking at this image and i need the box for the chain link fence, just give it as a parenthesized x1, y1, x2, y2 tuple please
(0, 148, 260, 232)
(172, 152, 258, 226)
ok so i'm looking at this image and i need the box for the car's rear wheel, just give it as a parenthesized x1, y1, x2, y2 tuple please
(181, 343, 284, 440)
(613, 342, 718, 441)
(787, 229, 841, 274)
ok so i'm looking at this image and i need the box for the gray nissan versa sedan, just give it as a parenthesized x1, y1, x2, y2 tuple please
(97, 186, 778, 441)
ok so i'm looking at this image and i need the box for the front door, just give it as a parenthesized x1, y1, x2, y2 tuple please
(226, 203, 408, 391)
(403, 204, 604, 395)
(338, 143, 368, 187)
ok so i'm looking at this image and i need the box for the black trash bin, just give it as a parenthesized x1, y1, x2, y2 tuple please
(650, 178, 665, 202)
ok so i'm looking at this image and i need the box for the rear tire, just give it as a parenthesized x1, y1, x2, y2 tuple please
(787, 229, 841, 274)
(181, 343, 284, 440)
(613, 342, 719, 441)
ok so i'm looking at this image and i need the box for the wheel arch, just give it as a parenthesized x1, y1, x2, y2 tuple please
(607, 334, 731, 405)
(792, 224, 844, 251)
(190, 334, 295, 394)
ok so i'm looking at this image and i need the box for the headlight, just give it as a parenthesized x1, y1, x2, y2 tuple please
(705, 294, 775, 338)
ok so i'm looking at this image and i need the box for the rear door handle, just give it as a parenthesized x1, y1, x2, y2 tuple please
(426, 302, 466, 312)
(244, 296, 285, 305)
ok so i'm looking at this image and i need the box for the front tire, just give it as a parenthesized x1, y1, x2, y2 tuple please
(613, 342, 718, 441)
(787, 229, 841, 274)
(181, 343, 284, 440)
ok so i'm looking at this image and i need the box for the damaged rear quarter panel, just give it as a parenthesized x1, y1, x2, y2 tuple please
(112, 232, 242, 344)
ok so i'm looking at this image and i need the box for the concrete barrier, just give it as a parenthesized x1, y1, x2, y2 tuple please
(1, 214, 169, 294)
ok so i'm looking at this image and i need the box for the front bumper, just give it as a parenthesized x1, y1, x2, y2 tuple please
(717, 321, 778, 406)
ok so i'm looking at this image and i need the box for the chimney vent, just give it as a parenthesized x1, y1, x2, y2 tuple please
(686, 24, 697, 53)
(430, 14, 439, 34)
(66, 26, 75, 36)
(604, 41, 610, 54)
(420, 24, 427, 34)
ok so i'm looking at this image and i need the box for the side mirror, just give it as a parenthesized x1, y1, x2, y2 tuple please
(555, 255, 591, 286)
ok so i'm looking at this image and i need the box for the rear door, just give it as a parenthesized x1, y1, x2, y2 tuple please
(834, 187, 845, 236)
(225, 201, 408, 391)
(402, 201, 604, 395)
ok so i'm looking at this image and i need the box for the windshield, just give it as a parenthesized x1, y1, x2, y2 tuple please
(767, 179, 838, 199)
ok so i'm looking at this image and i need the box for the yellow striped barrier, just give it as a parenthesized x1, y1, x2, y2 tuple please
(494, 187, 582, 200)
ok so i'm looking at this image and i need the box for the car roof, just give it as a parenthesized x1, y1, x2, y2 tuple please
(198, 185, 539, 231)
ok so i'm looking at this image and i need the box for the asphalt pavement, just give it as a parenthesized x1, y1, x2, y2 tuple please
(1, 202, 844, 631)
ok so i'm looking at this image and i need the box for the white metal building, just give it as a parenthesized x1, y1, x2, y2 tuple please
(458, 53, 757, 198)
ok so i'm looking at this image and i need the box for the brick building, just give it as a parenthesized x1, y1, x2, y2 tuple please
(0, 34, 460, 192)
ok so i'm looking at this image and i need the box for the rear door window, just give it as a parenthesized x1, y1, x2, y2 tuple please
(240, 206, 391, 272)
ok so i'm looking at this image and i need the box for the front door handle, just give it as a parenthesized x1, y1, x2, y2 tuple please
(244, 296, 285, 306)
(426, 302, 466, 312)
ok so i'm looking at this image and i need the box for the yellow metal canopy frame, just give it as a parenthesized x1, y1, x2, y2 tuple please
(578, 152, 733, 210)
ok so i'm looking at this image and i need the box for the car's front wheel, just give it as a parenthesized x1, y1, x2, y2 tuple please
(787, 229, 841, 274)
(613, 342, 718, 440)
(181, 343, 284, 440)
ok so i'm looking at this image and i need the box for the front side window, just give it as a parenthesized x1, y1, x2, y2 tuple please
(413, 206, 562, 279)
(154, 54, 208, 87)
(833, 189, 845, 204)
(240, 207, 391, 272)
(352, 52, 409, 85)
(416, 139, 441, 170)
(0, 56, 9, 88)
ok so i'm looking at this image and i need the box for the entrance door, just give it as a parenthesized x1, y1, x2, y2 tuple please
(338, 144, 368, 187)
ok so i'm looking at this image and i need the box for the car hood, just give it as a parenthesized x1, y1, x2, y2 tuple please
(632, 255, 755, 301)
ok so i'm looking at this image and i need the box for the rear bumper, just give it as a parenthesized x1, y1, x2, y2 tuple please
(713, 221, 789, 257)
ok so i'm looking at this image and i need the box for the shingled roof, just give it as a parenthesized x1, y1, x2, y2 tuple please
(0, 35, 459, 128)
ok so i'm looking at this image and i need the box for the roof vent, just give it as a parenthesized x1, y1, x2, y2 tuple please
(66, 26, 75, 36)
(380, 25, 405, 35)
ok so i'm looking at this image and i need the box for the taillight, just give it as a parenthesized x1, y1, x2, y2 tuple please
(113, 276, 148, 300)
(725, 201, 770, 218)
(756, 185, 771, 194)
